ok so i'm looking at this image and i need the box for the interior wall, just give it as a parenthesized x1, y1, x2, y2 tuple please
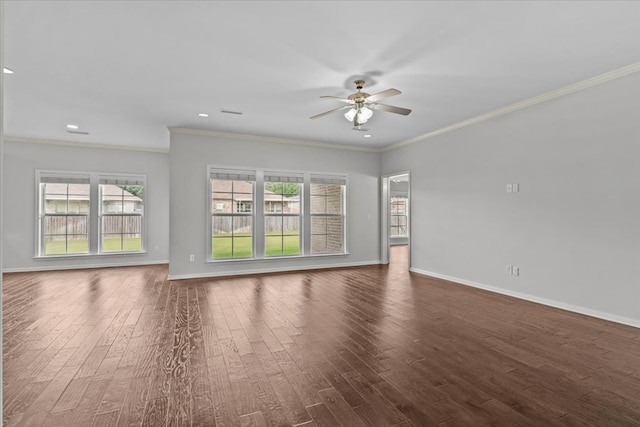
(382, 71, 640, 326)
(1, 1, 5, 290)
(2, 140, 170, 271)
(168, 131, 381, 279)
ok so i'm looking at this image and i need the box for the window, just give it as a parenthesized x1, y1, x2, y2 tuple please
(210, 169, 256, 259)
(208, 168, 346, 261)
(310, 174, 346, 255)
(264, 173, 303, 256)
(37, 171, 146, 257)
(390, 196, 408, 237)
(236, 201, 252, 213)
(99, 176, 145, 253)
(38, 173, 91, 255)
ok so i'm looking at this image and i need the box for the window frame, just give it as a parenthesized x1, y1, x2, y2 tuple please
(390, 196, 408, 238)
(206, 167, 348, 262)
(208, 168, 257, 261)
(264, 173, 304, 258)
(98, 175, 146, 254)
(309, 174, 347, 256)
(37, 171, 91, 257)
(35, 170, 147, 258)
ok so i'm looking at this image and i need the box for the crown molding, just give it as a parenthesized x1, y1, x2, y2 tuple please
(168, 127, 381, 153)
(3, 136, 170, 153)
(383, 60, 640, 152)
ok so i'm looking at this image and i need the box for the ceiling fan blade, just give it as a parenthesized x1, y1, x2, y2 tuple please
(365, 88, 401, 103)
(310, 105, 350, 120)
(372, 103, 412, 115)
(320, 95, 354, 104)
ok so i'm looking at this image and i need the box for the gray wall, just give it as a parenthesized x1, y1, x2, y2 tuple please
(2, 140, 170, 271)
(382, 72, 640, 326)
(169, 131, 380, 279)
(1, 2, 5, 292)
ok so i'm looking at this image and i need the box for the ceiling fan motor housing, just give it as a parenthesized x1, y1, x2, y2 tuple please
(348, 94, 369, 104)
(349, 80, 369, 103)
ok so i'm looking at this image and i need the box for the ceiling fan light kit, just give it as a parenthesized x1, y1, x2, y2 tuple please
(311, 79, 411, 130)
(344, 106, 373, 123)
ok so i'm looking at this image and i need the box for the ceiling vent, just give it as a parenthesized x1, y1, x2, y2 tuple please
(220, 109, 243, 115)
(67, 130, 90, 135)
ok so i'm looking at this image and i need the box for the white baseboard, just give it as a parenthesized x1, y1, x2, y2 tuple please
(2, 259, 169, 274)
(168, 260, 383, 281)
(410, 267, 640, 329)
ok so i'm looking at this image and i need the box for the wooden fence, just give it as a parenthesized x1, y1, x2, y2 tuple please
(44, 215, 142, 238)
(101, 215, 142, 234)
(213, 216, 299, 234)
(44, 215, 87, 238)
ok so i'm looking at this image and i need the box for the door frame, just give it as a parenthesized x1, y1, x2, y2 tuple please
(380, 170, 411, 267)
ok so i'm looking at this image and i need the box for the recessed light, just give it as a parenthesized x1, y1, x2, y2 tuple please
(364, 134, 372, 138)
(3, 67, 14, 74)
(66, 124, 79, 130)
(198, 113, 209, 118)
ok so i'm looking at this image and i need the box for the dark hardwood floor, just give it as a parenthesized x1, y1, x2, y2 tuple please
(3, 246, 640, 426)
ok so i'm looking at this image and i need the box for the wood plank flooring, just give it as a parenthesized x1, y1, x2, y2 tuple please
(4, 246, 640, 426)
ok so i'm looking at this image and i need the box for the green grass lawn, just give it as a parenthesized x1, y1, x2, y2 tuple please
(213, 233, 300, 258)
(102, 237, 143, 252)
(45, 237, 142, 254)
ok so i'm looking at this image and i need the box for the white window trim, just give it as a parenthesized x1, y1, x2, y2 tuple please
(98, 174, 146, 254)
(34, 170, 147, 259)
(309, 173, 348, 256)
(207, 166, 348, 263)
(208, 167, 257, 260)
(264, 172, 304, 257)
(390, 196, 409, 238)
(36, 170, 91, 257)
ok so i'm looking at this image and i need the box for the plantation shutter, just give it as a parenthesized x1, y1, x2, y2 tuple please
(210, 169, 256, 181)
(39, 172, 90, 184)
(264, 172, 304, 183)
(99, 175, 145, 186)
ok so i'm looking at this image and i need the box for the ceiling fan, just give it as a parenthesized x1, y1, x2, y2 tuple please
(310, 80, 411, 130)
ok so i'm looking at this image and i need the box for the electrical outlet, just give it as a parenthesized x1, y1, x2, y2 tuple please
(189, 254, 195, 262)
(506, 265, 521, 276)
(506, 184, 512, 193)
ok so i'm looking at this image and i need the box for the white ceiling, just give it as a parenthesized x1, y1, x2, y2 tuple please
(4, 1, 640, 151)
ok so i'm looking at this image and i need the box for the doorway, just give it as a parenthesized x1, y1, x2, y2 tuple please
(381, 172, 410, 268)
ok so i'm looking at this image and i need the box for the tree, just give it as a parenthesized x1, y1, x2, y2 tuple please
(265, 182, 300, 196)
(122, 185, 144, 198)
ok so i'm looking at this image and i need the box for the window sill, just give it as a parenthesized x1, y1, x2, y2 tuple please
(35, 251, 147, 260)
(206, 252, 349, 264)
